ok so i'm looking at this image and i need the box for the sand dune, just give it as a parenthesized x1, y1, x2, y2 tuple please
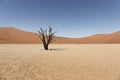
(80, 32, 120, 43)
(0, 27, 40, 44)
(0, 44, 120, 80)
(0, 27, 120, 44)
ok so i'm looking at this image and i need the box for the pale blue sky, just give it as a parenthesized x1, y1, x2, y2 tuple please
(0, 0, 120, 37)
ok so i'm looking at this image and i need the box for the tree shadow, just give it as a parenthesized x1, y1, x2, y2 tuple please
(49, 48, 67, 51)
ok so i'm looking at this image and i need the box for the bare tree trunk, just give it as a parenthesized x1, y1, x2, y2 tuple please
(44, 44, 48, 50)
(38, 26, 56, 50)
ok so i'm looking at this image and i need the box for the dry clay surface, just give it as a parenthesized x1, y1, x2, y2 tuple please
(0, 44, 120, 80)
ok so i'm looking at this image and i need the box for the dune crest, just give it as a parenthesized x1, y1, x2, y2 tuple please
(0, 27, 120, 44)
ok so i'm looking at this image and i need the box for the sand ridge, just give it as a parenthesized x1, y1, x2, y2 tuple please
(0, 27, 120, 44)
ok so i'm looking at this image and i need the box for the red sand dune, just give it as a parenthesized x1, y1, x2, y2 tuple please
(0, 27, 40, 44)
(0, 27, 120, 44)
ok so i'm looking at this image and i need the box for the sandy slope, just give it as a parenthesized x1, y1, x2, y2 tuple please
(0, 44, 120, 80)
(1, 27, 120, 44)
(0, 27, 41, 44)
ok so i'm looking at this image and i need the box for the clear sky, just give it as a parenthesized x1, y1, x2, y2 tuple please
(0, 0, 120, 37)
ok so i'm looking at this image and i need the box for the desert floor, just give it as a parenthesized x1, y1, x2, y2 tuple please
(0, 44, 120, 80)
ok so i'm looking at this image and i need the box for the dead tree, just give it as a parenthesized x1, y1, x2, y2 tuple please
(38, 26, 56, 50)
